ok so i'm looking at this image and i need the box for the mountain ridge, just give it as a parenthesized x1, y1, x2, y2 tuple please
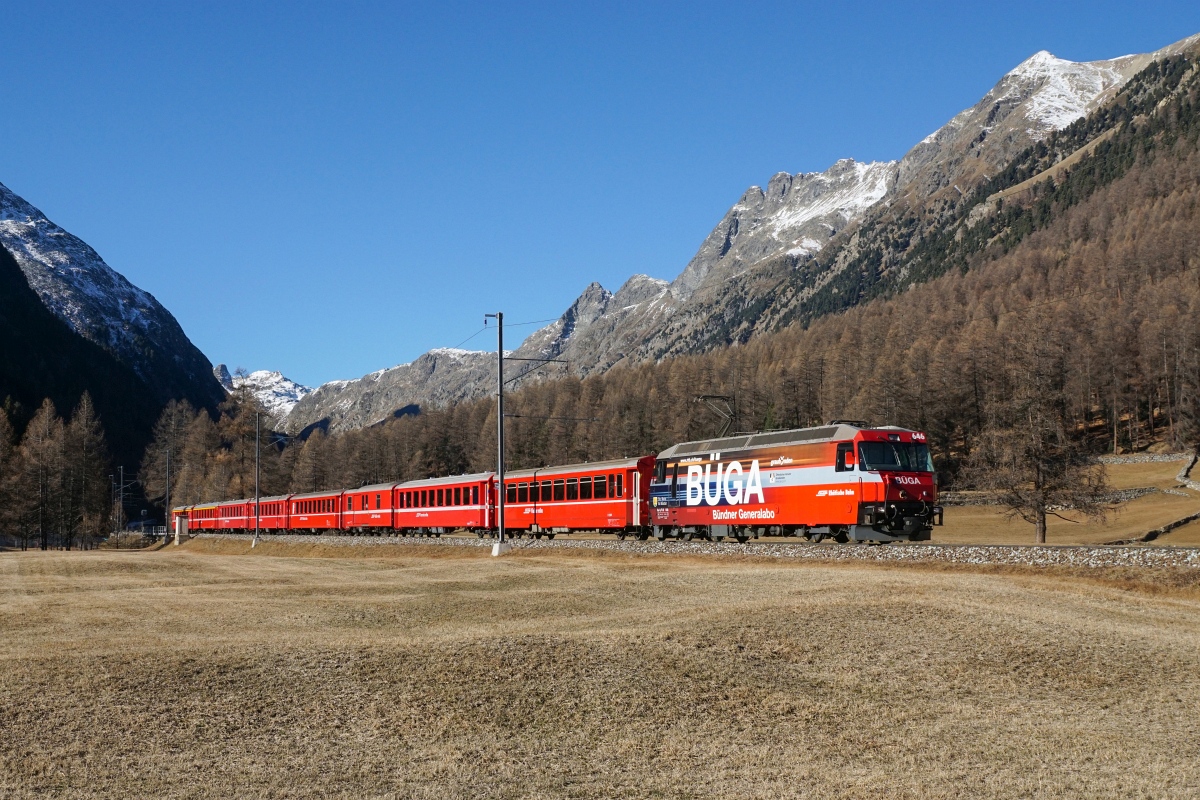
(271, 31, 1200, 435)
(0, 182, 225, 411)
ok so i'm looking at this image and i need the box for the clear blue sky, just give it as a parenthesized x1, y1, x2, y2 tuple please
(3, 2, 1199, 387)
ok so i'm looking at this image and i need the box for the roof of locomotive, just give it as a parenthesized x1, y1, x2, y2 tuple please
(656, 423, 915, 460)
(504, 456, 648, 480)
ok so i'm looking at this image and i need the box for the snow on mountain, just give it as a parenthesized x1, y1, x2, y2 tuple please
(1009, 50, 1129, 132)
(670, 158, 898, 300)
(214, 364, 313, 419)
(764, 160, 895, 248)
(0, 183, 155, 352)
(0, 181, 224, 406)
(899, 33, 1200, 202)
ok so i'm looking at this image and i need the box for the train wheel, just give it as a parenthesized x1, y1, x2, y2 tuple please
(682, 532, 694, 541)
(617, 533, 627, 540)
(810, 532, 825, 543)
(735, 534, 749, 543)
(637, 531, 650, 541)
(834, 530, 849, 544)
(546, 534, 555, 540)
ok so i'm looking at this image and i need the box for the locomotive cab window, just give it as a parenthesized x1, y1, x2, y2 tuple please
(655, 460, 666, 483)
(835, 442, 854, 472)
(858, 441, 934, 472)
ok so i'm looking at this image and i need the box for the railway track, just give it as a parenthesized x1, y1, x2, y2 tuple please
(192, 532, 1200, 569)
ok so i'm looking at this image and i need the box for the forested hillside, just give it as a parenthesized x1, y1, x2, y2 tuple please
(145, 79, 1200, 501)
(139, 50, 1200, 504)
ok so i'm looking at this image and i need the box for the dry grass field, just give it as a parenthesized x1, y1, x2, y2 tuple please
(937, 460, 1200, 545)
(2, 542, 1199, 799)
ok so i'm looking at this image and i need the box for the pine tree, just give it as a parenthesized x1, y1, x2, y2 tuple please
(139, 400, 196, 515)
(14, 400, 66, 550)
(65, 393, 110, 548)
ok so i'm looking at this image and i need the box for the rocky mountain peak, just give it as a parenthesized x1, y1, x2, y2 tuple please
(612, 274, 668, 307)
(0, 181, 223, 407)
(213, 364, 235, 391)
(895, 36, 1200, 203)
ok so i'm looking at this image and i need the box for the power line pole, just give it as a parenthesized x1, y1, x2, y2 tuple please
(485, 312, 506, 550)
(165, 447, 171, 537)
(253, 411, 261, 547)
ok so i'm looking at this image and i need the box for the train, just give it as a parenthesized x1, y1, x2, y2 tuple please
(172, 422, 943, 544)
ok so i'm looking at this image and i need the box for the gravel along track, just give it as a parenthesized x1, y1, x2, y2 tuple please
(193, 533, 1200, 569)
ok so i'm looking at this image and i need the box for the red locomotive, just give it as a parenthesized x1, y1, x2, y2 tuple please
(171, 423, 940, 544)
(648, 423, 941, 543)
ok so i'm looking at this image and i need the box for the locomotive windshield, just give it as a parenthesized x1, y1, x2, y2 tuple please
(858, 441, 934, 472)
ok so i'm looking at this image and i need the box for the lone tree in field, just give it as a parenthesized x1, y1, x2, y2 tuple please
(967, 316, 1110, 543)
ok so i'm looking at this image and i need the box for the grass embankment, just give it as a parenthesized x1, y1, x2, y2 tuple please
(940, 460, 1200, 545)
(1, 545, 1198, 798)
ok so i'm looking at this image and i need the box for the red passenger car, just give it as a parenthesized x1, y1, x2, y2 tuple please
(176, 503, 219, 531)
(288, 491, 342, 532)
(395, 472, 494, 536)
(249, 495, 292, 532)
(342, 483, 399, 532)
(216, 499, 252, 531)
(500, 457, 655, 538)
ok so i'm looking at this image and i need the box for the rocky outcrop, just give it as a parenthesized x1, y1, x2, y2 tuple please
(283, 348, 497, 434)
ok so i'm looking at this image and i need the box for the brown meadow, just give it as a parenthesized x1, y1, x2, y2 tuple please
(1, 542, 1198, 798)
